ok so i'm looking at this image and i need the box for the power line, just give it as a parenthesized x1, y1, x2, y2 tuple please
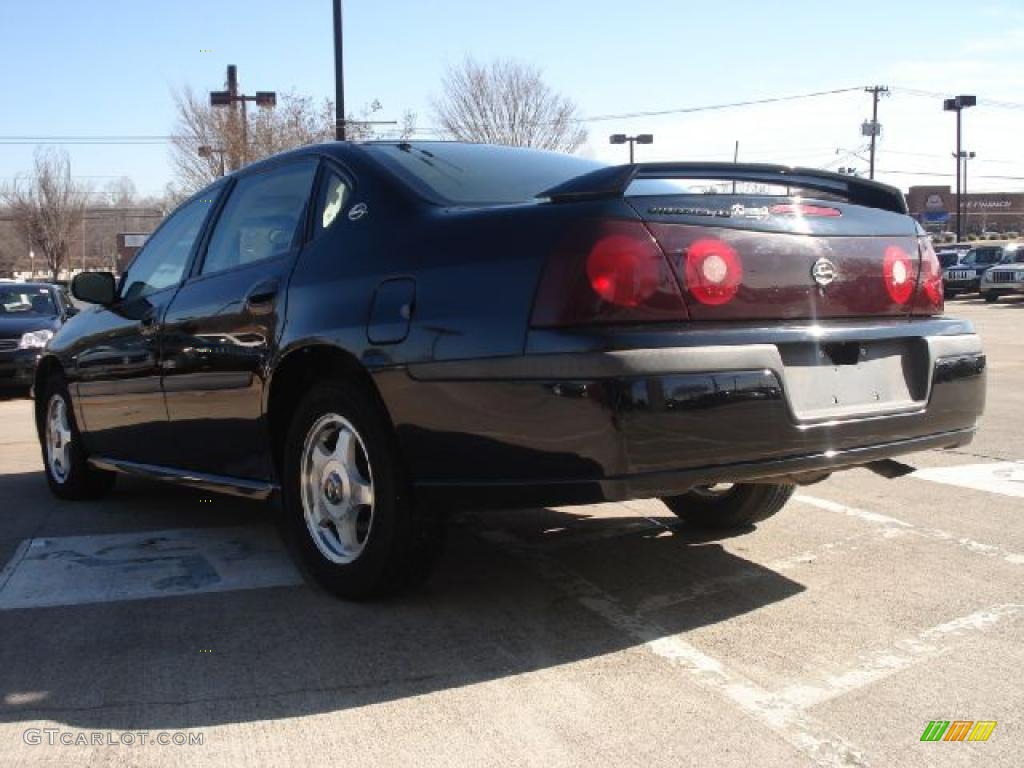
(892, 88, 1024, 110)
(878, 168, 1024, 180)
(569, 86, 865, 124)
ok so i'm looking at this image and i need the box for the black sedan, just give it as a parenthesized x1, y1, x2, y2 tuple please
(34, 142, 985, 598)
(0, 282, 75, 393)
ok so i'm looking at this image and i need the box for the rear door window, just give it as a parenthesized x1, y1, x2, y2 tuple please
(200, 159, 318, 276)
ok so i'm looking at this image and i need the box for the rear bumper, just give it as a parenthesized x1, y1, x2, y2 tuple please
(377, 317, 985, 509)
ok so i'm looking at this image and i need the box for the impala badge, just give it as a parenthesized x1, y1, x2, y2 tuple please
(811, 257, 838, 287)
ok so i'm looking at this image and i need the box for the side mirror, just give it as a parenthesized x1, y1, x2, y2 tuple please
(64, 305, 79, 318)
(71, 272, 117, 306)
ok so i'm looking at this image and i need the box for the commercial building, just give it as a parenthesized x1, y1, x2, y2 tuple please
(907, 186, 1024, 235)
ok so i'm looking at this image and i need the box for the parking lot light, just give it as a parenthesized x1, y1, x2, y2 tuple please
(609, 133, 654, 164)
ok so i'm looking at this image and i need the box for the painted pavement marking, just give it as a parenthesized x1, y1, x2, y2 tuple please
(0, 525, 302, 610)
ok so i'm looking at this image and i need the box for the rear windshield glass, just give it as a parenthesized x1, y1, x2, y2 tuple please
(363, 142, 605, 205)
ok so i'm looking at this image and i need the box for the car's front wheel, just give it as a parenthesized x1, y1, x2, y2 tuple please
(280, 383, 444, 599)
(983, 291, 999, 303)
(38, 375, 116, 500)
(661, 483, 794, 530)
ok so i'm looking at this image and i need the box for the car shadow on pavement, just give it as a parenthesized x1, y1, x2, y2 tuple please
(0, 469, 804, 731)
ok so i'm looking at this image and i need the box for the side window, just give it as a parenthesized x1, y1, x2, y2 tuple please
(314, 169, 351, 237)
(200, 160, 317, 276)
(120, 195, 215, 301)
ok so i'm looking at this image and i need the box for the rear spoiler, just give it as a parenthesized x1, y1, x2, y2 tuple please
(541, 162, 909, 214)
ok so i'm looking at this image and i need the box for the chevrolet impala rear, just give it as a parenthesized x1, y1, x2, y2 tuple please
(382, 157, 986, 520)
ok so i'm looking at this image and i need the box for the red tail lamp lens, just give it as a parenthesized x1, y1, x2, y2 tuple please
(914, 237, 945, 314)
(883, 245, 915, 304)
(586, 233, 662, 307)
(530, 220, 689, 327)
(684, 238, 743, 305)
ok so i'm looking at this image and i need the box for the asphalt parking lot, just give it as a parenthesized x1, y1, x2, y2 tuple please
(0, 296, 1021, 768)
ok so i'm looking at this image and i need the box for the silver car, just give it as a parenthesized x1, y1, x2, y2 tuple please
(980, 244, 1024, 303)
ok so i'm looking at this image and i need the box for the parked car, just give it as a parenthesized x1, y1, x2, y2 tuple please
(980, 244, 1024, 302)
(0, 283, 76, 393)
(33, 143, 986, 598)
(943, 244, 1006, 296)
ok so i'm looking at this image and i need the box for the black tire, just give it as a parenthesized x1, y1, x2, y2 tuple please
(279, 381, 444, 599)
(661, 483, 795, 530)
(37, 374, 116, 500)
(983, 292, 999, 303)
(943, 289, 957, 299)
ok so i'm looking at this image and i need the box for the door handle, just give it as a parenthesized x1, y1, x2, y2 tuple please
(245, 279, 279, 315)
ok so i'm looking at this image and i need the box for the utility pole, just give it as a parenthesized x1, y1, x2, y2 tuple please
(333, 0, 346, 140)
(862, 85, 888, 180)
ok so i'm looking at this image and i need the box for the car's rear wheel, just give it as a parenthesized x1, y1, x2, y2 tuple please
(983, 291, 999, 303)
(661, 482, 795, 530)
(39, 375, 116, 500)
(280, 382, 444, 599)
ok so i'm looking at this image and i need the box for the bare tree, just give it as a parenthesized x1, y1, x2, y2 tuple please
(433, 57, 587, 152)
(1, 149, 90, 281)
(169, 86, 417, 196)
(169, 86, 335, 194)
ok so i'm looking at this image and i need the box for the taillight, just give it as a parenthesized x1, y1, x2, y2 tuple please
(882, 245, 915, 304)
(683, 238, 743, 306)
(530, 220, 689, 327)
(912, 236, 944, 315)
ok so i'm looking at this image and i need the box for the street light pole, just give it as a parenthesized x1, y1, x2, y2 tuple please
(956, 150, 977, 235)
(333, 0, 346, 140)
(943, 95, 976, 242)
(211, 66, 276, 170)
(609, 133, 654, 164)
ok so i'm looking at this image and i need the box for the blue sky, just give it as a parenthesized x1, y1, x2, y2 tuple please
(1, 0, 1022, 196)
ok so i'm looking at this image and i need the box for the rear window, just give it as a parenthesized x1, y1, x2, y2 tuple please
(363, 142, 605, 205)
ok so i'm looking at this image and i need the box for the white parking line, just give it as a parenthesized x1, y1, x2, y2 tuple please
(794, 494, 1024, 565)
(777, 603, 1024, 709)
(477, 528, 869, 768)
(0, 526, 302, 610)
(911, 461, 1024, 499)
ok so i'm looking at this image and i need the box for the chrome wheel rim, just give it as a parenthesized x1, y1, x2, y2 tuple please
(300, 413, 375, 564)
(46, 394, 73, 484)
